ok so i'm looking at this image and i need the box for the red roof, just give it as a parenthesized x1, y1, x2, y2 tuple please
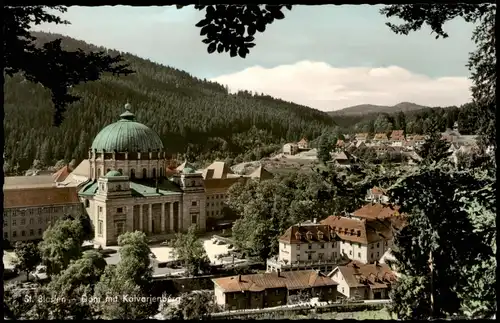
(4, 187, 81, 208)
(390, 130, 405, 140)
(320, 216, 392, 244)
(279, 224, 334, 244)
(213, 270, 337, 293)
(352, 203, 401, 220)
(334, 261, 397, 288)
(52, 165, 71, 182)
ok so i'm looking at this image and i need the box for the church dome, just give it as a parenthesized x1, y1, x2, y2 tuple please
(91, 103, 164, 153)
(105, 170, 122, 177)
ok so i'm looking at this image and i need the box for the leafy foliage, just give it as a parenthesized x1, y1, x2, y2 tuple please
(163, 291, 219, 319)
(12, 241, 41, 281)
(387, 163, 496, 319)
(186, 5, 291, 58)
(38, 217, 86, 276)
(173, 225, 211, 276)
(45, 250, 107, 319)
(93, 231, 157, 319)
(4, 6, 133, 126)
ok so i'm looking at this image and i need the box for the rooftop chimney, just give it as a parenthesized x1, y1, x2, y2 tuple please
(313, 218, 317, 224)
(238, 274, 242, 282)
(277, 269, 281, 277)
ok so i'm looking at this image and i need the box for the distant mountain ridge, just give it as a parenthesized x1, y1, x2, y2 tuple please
(328, 102, 431, 116)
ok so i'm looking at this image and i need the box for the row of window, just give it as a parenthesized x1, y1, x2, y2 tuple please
(208, 194, 226, 200)
(206, 201, 224, 208)
(296, 252, 337, 261)
(297, 242, 337, 250)
(4, 217, 50, 226)
(95, 167, 164, 179)
(5, 228, 43, 239)
(6, 206, 69, 217)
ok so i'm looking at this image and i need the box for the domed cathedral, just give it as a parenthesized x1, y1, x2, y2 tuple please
(78, 103, 206, 246)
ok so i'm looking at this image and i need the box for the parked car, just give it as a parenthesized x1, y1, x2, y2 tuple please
(30, 265, 48, 281)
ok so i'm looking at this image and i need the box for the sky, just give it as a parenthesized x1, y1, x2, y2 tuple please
(33, 5, 477, 112)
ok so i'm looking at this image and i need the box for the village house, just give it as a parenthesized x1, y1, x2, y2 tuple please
(355, 133, 369, 142)
(329, 151, 353, 167)
(266, 220, 344, 273)
(328, 261, 397, 300)
(365, 187, 389, 204)
(283, 142, 299, 155)
(390, 130, 405, 146)
(212, 270, 338, 310)
(372, 133, 389, 143)
(297, 138, 310, 150)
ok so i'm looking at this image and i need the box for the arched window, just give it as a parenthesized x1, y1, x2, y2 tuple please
(152, 168, 157, 178)
(107, 168, 111, 173)
(142, 168, 147, 179)
(118, 168, 123, 175)
(130, 169, 136, 179)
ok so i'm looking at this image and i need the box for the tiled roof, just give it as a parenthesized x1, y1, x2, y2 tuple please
(331, 261, 397, 289)
(336, 140, 345, 147)
(4, 187, 81, 208)
(203, 161, 234, 179)
(373, 133, 389, 141)
(390, 130, 405, 140)
(52, 166, 71, 183)
(352, 203, 401, 220)
(370, 187, 386, 195)
(4, 175, 55, 189)
(320, 216, 369, 244)
(279, 224, 335, 244)
(355, 133, 369, 139)
(320, 215, 395, 244)
(213, 270, 337, 293)
(298, 138, 308, 144)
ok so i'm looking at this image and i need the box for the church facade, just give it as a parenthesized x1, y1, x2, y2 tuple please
(77, 104, 206, 246)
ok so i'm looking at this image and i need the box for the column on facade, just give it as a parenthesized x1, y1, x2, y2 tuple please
(139, 205, 143, 231)
(178, 202, 182, 232)
(161, 203, 165, 233)
(148, 204, 153, 233)
(169, 203, 174, 232)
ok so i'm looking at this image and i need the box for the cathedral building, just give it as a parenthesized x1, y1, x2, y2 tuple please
(77, 104, 206, 246)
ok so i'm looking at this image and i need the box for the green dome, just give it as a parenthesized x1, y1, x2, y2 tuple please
(105, 170, 122, 177)
(91, 104, 164, 153)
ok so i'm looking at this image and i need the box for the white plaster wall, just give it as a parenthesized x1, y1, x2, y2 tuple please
(214, 285, 226, 306)
(294, 241, 340, 262)
(341, 241, 368, 263)
(331, 269, 351, 298)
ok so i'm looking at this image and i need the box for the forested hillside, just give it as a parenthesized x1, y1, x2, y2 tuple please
(329, 102, 430, 116)
(331, 103, 481, 136)
(3, 32, 335, 174)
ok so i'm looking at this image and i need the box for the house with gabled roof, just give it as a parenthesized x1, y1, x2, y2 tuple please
(328, 260, 397, 300)
(297, 138, 309, 150)
(266, 220, 346, 274)
(372, 133, 389, 142)
(213, 270, 338, 310)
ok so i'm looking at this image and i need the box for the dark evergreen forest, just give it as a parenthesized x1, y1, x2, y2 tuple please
(3, 32, 336, 173)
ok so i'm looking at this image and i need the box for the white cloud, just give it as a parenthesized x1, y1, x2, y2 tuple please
(211, 61, 473, 112)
